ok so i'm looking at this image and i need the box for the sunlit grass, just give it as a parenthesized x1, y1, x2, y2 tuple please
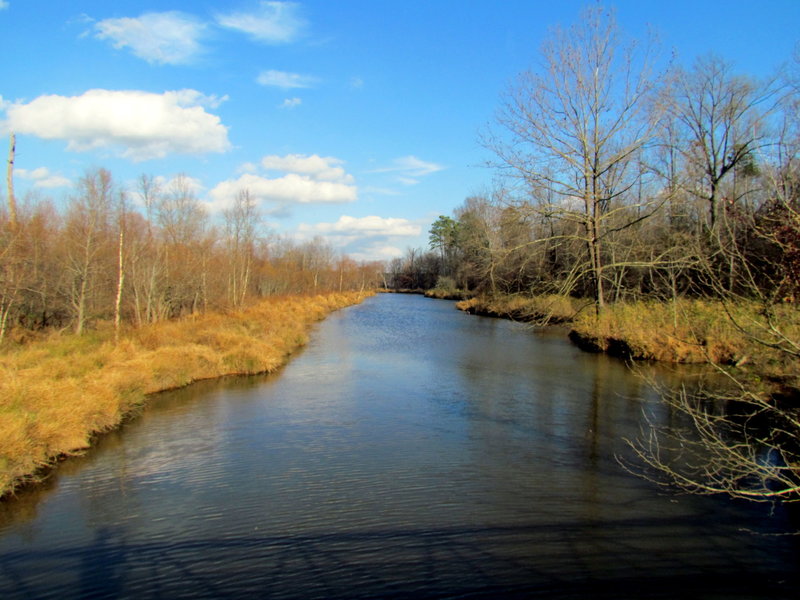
(571, 298, 800, 376)
(456, 293, 582, 323)
(0, 291, 372, 497)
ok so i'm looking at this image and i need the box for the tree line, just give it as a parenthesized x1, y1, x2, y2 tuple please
(1, 167, 382, 341)
(389, 8, 799, 317)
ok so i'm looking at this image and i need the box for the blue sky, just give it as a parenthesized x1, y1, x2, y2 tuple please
(1, 1, 798, 262)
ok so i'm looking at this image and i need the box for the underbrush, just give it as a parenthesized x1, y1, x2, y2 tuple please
(0, 291, 372, 498)
(423, 276, 472, 300)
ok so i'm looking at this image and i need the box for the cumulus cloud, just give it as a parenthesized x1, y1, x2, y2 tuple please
(298, 215, 420, 238)
(261, 154, 353, 183)
(208, 154, 357, 211)
(216, 1, 306, 44)
(296, 216, 420, 262)
(16, 167, 71, 189)
(257, 70, 318, 89)
(5, 89, 231, 161)
(348, 243, 405, 262)
(209, 173, 356, 210)
(94, 12, 206, 65)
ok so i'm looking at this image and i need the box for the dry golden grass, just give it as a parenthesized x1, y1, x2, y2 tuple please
(0, 291, 372, 497)
(570, 298, 800, 374)
(456, 293, 582, 323)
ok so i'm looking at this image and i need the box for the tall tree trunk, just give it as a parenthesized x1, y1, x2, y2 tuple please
(75, 274, 88, 336)
(241, 255, 251, 306)
(6, 133, 17, 229)
(114, 226, 125, 344)
(586, 232, 605, 314)
(74, 221, 96, 336)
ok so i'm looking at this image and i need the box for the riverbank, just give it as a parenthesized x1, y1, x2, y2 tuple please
(456, 294, 800, 389)
(456, 294, 582, 323)
(0, 291, 372, 498)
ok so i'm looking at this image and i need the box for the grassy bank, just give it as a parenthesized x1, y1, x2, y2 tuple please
(570, 299, 799, 374)
(456, 294, 583, 323)
(0, 291, 372, 498)
(457, 293, 800, 387)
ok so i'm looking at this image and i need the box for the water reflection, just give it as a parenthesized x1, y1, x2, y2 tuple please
(0, 294, 797, 599)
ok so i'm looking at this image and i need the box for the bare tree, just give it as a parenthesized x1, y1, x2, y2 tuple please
(486, 6, 663, 313)
(224, 189, 259, 307)
(113, 191, 127, 343)
(1, 134, 22, 337)
(155, 174, 210, 315)
(63, 168, 114, 335)
(0, 223, 22, 340)
(157, 174, 206, 247)
(129, 175, 167, 324)
(665, 55, 775, 232)
(6, 133, 17, 229)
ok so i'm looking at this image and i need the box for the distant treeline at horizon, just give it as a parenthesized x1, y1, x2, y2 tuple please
(1, 169, 384, 341)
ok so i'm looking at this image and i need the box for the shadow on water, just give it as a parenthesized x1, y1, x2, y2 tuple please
(2, 517, 797, 599)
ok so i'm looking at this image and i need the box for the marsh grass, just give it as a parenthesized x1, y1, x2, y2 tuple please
(569, 298, 800, 382)
(456, 293, 583, 323)
(0, 292, 371, 497)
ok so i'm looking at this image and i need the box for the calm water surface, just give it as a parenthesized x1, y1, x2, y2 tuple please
(0, 294, 797, 598)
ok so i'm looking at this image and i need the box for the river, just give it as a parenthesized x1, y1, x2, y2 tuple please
(0, 293, 797, 598)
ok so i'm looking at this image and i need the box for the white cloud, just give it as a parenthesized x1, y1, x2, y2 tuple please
(209, 153, 357, 211)
(299, 215, 420, 238)
(0, 2, 9, 11)
(173, 89, 229, 109)
(380, 155, 445, 176)
(261, 154, 353, 183)
(279, 97, 302, 109)
(5, 89, 231, 161)
(370, 155, 445, 185)
(16, 167, 71, 189)
(295, 217, 419, 262)
(94, 12, 205, 65)
(257, 70, 318, 89)
(348, 244, 405, 262)
(216, 1, 305, 44)
(237, 162, 259, 174)
(209, 173, 356, 210)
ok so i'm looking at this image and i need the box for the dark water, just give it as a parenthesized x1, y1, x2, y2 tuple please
(0, 294, 797, 599)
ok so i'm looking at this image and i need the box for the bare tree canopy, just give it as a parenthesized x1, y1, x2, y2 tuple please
(486, 6, 663, 312)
